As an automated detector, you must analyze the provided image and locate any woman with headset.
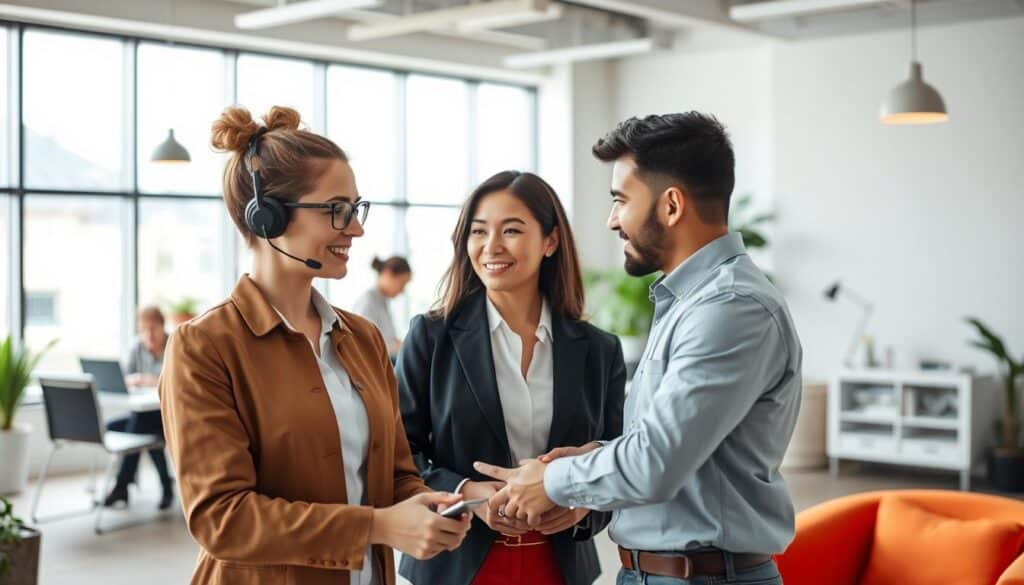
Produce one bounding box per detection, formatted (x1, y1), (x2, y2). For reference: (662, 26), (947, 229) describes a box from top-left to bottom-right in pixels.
(159, 105), (470, 585)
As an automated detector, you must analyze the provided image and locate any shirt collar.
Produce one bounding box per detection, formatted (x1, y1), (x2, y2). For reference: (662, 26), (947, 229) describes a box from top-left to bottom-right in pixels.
(485, 295), (553, 344)
(270, 286), (342, 338)
(650, 232), (747, 302)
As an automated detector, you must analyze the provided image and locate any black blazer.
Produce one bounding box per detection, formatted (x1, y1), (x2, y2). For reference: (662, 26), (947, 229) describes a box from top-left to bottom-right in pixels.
(396, 291), (626, 585)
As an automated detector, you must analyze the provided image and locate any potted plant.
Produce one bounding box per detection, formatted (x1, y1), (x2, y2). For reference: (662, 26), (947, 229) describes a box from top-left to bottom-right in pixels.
(0, 336), (55, 496)
(0, 497), (40, 585)
(965, 317), (1024, 491)
(729, 193), (776, 253)
(168, 296), (198, 327)
(583, 269), (659, 364)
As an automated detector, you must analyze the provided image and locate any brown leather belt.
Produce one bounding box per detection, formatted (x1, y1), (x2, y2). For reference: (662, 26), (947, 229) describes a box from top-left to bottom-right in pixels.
(618, 546), (773, 579)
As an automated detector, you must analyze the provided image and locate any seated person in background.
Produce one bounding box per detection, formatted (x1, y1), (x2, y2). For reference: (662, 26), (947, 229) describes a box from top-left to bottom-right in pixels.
(352, 255), (412, 357)
(104, 305), (174, 510)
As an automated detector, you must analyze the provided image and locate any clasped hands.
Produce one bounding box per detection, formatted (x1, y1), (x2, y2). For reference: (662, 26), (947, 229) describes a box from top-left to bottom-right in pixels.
(467, 442), (601, 536)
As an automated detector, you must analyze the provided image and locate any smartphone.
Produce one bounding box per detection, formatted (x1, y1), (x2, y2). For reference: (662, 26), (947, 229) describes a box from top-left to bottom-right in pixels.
(439, 498), (489, 518)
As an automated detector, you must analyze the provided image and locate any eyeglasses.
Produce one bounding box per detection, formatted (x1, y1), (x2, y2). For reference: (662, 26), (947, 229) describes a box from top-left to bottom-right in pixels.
(283, 199), (371, 230)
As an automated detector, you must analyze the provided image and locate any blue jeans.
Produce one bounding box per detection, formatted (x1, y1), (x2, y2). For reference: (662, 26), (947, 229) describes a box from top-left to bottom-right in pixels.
(616, 555), (782, 585)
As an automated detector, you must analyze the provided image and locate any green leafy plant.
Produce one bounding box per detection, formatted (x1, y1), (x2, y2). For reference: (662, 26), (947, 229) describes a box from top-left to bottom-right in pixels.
(729, 193), (776, 250)
(0, 335), (56, 431)
(0, 496), (27, 576)
(168, 296), (197, 316)
(965, 317), (1023, 452)
(583, 269), (660, 337)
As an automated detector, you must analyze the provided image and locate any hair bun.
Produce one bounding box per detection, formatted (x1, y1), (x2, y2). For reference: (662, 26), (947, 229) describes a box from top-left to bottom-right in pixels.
(211, 106), (261, 153)
(263, 106), (302, 132)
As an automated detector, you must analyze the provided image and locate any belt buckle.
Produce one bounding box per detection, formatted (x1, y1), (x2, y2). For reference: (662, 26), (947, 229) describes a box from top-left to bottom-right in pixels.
(501, 534), (523, 547)
(678, 555), (693, 579)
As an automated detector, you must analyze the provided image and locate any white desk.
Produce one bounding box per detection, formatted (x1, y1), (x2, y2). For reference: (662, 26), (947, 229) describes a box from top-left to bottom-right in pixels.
(23, 385), (160, 413)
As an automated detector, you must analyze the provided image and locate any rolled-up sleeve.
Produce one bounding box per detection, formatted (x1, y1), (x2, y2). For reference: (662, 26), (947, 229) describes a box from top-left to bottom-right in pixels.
(545, 292), (787, 510)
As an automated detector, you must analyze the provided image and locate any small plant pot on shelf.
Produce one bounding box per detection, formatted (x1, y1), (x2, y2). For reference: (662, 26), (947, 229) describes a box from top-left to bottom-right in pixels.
(989, 448), (1024, 492)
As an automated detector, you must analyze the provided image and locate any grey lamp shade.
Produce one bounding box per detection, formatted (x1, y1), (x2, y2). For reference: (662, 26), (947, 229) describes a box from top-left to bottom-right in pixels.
(880, 61), (948, 125)
(150, 128), (191, 163)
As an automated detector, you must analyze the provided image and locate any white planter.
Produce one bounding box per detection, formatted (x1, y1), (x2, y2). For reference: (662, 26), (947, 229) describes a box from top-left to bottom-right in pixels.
(618, 336), (647, 365)
(0, 423), (33, 495)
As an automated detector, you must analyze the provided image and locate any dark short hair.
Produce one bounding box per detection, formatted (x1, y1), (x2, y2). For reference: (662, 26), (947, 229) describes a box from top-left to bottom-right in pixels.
(592, 112), (735, 224)
(371, 255), (411, 275)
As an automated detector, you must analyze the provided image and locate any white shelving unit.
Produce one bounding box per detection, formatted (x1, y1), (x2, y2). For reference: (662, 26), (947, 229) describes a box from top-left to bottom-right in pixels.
(828, 369), (998, 490)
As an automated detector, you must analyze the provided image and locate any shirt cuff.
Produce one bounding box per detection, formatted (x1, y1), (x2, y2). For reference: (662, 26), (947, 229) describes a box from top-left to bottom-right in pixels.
(454, 478), (471, 495)
(544, 458), (580, 508)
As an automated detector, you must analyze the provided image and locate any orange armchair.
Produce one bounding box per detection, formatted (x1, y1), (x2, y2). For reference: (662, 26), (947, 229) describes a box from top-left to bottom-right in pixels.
(774, 490), (1024, 585)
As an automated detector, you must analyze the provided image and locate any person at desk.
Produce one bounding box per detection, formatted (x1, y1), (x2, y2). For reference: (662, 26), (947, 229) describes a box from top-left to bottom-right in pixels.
(352, 256), (411, 358)
(476, 114), (803, 585)
(160, 105), (470, 585)
(397, 171), (625, 585)
(103, 305), (174, 510)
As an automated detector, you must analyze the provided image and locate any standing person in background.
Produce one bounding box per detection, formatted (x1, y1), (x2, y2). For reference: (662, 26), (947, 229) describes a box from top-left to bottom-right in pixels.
(104, 305), (175, 510)
(353, 256), (412, 358)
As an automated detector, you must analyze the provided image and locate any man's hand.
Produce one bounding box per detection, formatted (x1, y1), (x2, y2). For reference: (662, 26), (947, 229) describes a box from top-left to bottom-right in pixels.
(537, 441), (602, 463)
(534, 506), (589, 535)
(473, 459), (556, 528)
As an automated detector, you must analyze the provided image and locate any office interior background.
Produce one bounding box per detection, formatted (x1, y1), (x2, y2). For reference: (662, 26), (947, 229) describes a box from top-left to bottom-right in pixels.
(0, 0), (1023, 584)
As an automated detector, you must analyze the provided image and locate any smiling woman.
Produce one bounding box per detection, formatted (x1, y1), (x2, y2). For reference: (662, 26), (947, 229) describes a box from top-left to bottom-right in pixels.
(156, 105), (472, 585)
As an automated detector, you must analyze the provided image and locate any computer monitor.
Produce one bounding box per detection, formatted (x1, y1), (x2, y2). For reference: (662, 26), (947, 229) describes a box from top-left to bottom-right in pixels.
(79, 358), (129, 394)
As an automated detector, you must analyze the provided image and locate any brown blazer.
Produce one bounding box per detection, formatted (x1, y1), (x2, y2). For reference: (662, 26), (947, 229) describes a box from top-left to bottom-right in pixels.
(160, 276), (428, 585)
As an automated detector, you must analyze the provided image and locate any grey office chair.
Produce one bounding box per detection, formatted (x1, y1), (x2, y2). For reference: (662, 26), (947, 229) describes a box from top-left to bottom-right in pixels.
(31, 376), (165, 534)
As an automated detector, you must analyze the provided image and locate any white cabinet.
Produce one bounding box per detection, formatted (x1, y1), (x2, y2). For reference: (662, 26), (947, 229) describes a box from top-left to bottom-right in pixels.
(827, 369), (998, 490)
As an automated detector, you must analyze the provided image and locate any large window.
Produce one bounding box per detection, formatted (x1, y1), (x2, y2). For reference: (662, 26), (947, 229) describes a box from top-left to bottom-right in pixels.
(476, 84), (534, 180)
(23, 196), (127, 372)
(2, 25), (536, 368)
(138, 199), (230, 313)
(406, 75), (470, 205)
(23, 30), (129, 191)
(237, 54), (317, 128)
(137, 43), (228, 195)
(327, 66), (399, 203)
(0, 196), (9, 337)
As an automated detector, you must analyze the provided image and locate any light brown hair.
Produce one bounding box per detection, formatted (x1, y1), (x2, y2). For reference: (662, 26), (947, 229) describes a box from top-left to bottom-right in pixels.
(210, 105), (348, 246)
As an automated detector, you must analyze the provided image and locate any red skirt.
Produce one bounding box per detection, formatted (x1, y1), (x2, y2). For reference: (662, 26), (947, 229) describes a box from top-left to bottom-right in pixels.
(471, 531), (564, 585)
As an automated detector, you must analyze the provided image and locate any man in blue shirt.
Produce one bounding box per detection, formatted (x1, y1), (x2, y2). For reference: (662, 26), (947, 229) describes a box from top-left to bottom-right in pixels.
(476, 113), (802, 585)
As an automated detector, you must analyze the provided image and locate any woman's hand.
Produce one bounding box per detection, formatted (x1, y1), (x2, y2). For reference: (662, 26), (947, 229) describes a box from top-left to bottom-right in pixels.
(461, 481), (528, 536)
(370, 492), (472, 560)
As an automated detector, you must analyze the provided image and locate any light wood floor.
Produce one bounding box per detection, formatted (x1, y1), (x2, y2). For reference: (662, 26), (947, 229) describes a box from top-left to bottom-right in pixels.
(6, 462), (1022, 585)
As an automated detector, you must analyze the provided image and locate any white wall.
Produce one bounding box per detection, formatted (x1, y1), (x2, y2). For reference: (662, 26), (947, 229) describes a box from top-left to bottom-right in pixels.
(598, 15), (1024, 381)
(772, 16), (1024, 381)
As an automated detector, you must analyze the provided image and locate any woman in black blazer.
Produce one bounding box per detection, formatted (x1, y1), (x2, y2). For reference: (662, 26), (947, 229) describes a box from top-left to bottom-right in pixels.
(397, 171), (626, 585)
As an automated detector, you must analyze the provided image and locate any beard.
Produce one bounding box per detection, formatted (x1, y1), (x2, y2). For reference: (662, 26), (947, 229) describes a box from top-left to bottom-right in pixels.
(621, 204), (666, 276)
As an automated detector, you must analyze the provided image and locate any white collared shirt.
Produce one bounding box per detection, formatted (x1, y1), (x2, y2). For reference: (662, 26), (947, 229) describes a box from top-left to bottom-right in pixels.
(485, 296), (554, 463)
(272, 289), (375, 585)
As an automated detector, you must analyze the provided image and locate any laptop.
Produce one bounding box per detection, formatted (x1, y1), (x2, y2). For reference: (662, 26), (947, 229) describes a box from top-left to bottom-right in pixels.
(79, 358), (130, 394)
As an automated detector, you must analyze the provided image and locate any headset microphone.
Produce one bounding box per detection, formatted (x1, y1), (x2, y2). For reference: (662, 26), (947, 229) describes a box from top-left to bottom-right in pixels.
(262, 228), (323, 270)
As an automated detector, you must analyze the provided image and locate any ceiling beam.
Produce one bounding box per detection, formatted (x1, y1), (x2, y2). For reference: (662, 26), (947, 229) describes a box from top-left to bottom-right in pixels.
(348, 0), (556, 42)
(730, 0), (911, 23)
(234, 0), (383, 30)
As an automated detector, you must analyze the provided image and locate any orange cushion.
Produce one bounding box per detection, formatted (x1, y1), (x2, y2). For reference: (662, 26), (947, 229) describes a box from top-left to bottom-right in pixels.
(862, 495), (1024, 585)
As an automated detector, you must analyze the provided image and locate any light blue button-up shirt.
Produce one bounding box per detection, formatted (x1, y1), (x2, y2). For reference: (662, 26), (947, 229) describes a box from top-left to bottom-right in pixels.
(544, 232), (802, 554)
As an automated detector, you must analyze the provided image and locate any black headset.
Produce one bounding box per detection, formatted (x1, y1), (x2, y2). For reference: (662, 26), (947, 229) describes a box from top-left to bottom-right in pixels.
(243, 127), (290, 240)
(243, 127), (322, 269)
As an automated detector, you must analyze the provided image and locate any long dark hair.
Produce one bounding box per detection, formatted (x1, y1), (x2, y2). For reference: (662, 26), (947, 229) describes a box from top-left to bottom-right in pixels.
(431, 171), (584, 321)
